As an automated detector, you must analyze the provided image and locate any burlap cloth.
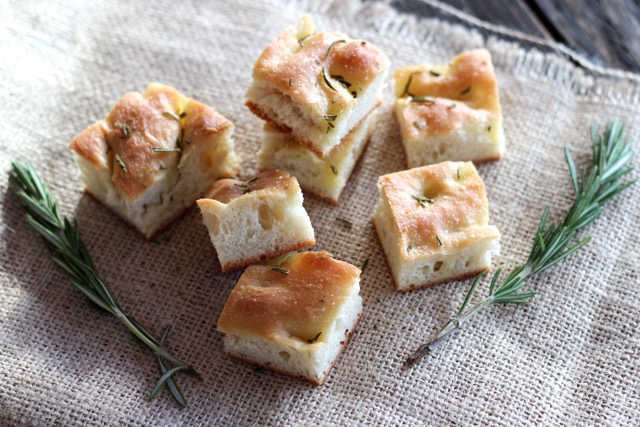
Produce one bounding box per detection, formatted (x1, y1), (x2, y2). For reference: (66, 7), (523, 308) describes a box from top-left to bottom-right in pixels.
(1, 0), (639, 425)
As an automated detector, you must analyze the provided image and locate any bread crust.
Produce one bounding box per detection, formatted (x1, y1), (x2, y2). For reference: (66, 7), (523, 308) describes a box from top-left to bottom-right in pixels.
(218, 252), (361, 336)
(218, 238), (316, 272)
(204, 170), (295, 204)
(245, 15), (389, 157)
(249, 23), (388, 117)
(393, 49), (500, 111)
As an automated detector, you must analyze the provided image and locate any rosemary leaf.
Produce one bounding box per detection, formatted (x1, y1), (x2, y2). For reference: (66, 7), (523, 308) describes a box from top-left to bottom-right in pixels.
(412, 194), (434, 207)
(332, 75), (352, 88)
(298, 32), (315, 46)
(163, 111), (181, 122)
(404, 120), (635, 368)
(410, 96), (435, 104)
(157, 325), (188, 408)
(10, 161), (197, 407)
(271, 267), (289, 275)
(336, 217), (353, 229)
(401, 71), (424, 97)
(148, 365), (191, 402)
(153, 147), (182, 153)
(114, 153), (127, 174)
(326, 39), (346, 58)
(307, 332), (322, 343)
(362, 257), (369, 272)
(322, 68), (337, 92)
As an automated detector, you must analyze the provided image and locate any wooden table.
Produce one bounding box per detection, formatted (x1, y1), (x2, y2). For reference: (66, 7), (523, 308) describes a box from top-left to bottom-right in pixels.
(394, 0), (640, 72)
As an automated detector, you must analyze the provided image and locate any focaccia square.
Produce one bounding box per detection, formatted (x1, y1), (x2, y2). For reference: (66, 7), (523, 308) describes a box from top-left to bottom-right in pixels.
(245, 15), (390, 158)
(373, 161), (500, 292)
(69, 83), (239, 239)
(258, 107), (378, 205)
(217, 251), (363, 385)
(197, 170), (315, 272)
(393, 49), (505, 168)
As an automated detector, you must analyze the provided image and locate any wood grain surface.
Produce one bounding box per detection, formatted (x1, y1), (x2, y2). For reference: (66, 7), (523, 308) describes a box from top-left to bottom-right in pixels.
(392, 0), (640, 72)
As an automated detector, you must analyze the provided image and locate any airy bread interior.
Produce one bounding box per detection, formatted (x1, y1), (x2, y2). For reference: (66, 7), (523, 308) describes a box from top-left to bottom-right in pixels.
(223, 283), (362, 385)
(197, 174), (315, 271)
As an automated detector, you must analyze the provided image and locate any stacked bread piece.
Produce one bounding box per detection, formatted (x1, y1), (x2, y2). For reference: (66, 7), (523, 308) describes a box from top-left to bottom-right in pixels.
(200, 15), (381, 384)
(247, 15), (390, 204)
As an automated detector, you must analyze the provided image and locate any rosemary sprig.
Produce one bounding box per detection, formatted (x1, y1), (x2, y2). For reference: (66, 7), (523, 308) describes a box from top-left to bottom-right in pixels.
(9, 161), (198, 407)
(405, 121), (635, 367)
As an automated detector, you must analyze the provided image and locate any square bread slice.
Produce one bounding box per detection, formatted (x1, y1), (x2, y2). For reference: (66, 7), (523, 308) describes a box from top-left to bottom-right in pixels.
(217, 251), (363, 385)
(196, 170), (315, 272)
(245, 14), (390, 158)
(393, 49), (505, 168)
(69, 82), (239, 239)
(258, 107), (378, 205)
(373, 161), (500, 292)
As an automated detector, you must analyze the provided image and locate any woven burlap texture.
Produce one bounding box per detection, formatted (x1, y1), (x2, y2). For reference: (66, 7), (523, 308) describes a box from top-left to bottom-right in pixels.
(1, 0), (639, 425)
